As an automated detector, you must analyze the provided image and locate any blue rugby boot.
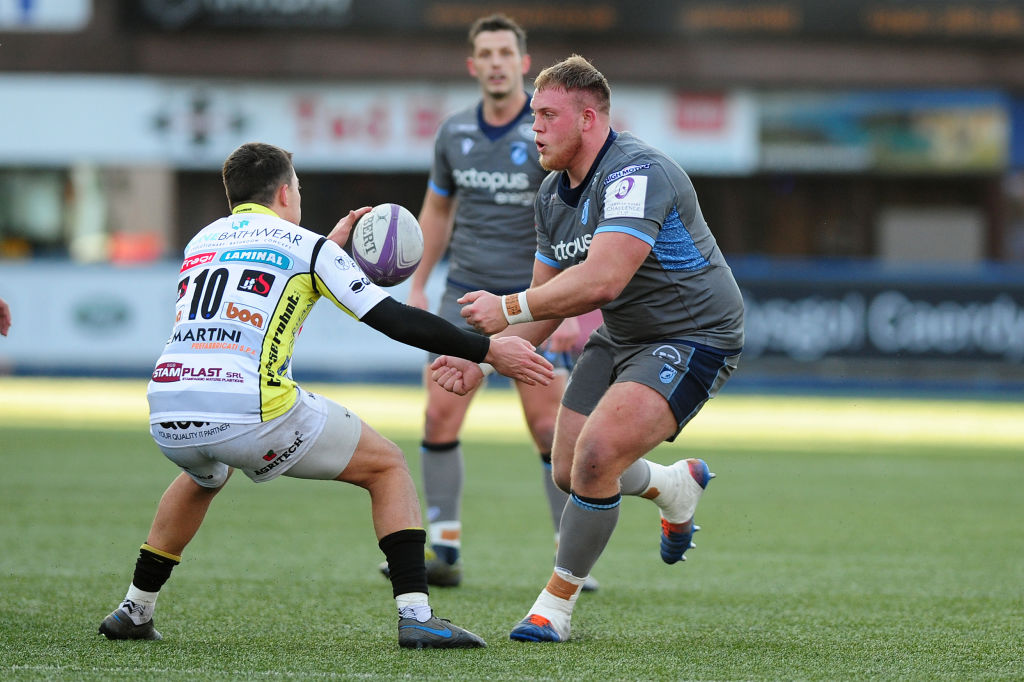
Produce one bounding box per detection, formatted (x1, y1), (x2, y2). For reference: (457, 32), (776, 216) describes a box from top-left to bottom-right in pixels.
(654, 458), (715, 564)
(509, 614), (567, 643)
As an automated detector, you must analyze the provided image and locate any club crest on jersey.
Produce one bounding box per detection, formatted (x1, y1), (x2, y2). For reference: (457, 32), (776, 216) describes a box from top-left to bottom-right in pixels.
(581, 198), (590, 225)
(220, 249), (293, 270)
(461, 138), (474, 155)
(509, 140), (528, 166)
(659, 364), (678, 384)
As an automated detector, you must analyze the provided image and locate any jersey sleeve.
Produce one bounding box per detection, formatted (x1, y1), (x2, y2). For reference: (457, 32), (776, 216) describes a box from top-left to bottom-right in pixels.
(311, 238), (390, 318)
(427, 121), (455, 197)
(534, 188), (560, 269)
(595, 162), (675, 246)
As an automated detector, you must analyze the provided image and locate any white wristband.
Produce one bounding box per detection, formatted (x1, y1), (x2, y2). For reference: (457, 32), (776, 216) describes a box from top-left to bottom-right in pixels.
(478, 363), (496, 377)
(501, 291), (534, 325)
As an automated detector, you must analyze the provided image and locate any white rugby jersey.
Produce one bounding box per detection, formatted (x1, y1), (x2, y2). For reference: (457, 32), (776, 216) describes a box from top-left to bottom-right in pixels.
(147, 204), (388, 423)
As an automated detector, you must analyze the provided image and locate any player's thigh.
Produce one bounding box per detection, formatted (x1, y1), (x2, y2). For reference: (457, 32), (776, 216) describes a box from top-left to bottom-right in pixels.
(616, 341), (740, 442)
(422, 284), (483, 438)
(550, 404), (586, 491)
(514, 370), (567, 448)
(576, 382), (678, 480)
(283, 397), (363, 481)
(422, 365), (477, 440)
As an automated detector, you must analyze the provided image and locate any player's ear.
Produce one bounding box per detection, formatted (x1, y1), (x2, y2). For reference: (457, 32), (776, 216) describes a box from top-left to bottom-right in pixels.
(277, 182), (290, 207)
(466, 55), (477, 77)
(521, 53), (531, 75)
(580, 106), (597, 131)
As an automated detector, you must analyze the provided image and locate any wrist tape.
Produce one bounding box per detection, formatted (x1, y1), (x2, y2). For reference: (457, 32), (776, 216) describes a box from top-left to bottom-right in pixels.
(501, 291), (534, 325)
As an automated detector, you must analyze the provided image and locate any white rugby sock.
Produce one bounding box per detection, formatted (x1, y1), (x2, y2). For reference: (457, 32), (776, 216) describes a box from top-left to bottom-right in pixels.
(526, 568), (584, 639)
(396, 592), (432, 622)
(121, 585), (159, 625)
(428, 520), (461, 564)
(643, 459), (670, 498)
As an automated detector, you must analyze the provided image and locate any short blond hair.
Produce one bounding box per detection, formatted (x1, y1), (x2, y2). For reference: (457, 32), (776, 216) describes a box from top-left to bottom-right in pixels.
(534, 54), (610, 115)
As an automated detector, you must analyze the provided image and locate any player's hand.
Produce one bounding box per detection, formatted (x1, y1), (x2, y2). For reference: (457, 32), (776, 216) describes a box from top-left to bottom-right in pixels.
(430, 356), (484, 396)
(407, 286), (429, 311)
(327, 206), (372, 248)
(458, 290), (507, 334)
(0, 297), (10, 336)
(484, 336), (554, 386)
(541, 316), (579, 353)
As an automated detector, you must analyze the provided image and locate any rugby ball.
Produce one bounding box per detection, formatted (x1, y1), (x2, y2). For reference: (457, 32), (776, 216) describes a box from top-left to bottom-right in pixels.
(351, 203), (423, 287)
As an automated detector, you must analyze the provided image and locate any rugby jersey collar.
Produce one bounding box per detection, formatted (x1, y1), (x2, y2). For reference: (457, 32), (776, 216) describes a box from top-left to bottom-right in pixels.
(557, 129), (618, 208)
(231, 203), (279, 217)
(477, 92), (532, 142)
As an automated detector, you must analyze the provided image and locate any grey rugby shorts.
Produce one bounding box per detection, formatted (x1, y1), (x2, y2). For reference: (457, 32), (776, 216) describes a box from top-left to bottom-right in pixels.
(561, 326), (741, 442)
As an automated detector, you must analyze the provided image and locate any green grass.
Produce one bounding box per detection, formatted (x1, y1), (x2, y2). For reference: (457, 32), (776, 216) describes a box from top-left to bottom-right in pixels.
(1, 378), (1022, 680)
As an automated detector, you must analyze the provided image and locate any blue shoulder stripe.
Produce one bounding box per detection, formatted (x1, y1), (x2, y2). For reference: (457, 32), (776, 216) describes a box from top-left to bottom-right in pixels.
(595, 225), (656, 247)
(536, 251), (561, 269)
(428, 180), (451, 197)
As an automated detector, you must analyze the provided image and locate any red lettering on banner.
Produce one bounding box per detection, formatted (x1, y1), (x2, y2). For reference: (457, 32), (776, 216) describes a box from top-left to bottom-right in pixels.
(674, 93), (726, 132)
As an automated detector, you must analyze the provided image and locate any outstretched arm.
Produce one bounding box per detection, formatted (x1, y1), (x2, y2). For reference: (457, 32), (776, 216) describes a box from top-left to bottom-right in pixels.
(460, 231), (650, 335)
(360, 297), (553, 386)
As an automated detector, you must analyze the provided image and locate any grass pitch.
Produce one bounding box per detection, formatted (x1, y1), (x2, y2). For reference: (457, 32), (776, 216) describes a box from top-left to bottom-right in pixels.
(1, 377), (1022, 680)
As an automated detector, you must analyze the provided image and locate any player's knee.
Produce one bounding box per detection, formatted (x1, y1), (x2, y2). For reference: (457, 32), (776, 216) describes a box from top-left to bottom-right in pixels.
(341, 436), (409, 487)
(526, 415), (556, 451)
(377, 438), (408, 473)
(571, 439), (620, 489)
(423, 403), (465, 439)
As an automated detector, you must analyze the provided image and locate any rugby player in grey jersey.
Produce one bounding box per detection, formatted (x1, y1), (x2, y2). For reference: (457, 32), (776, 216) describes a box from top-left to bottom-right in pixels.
(397, 14), (598, 591)
(432, 55), (745, 642)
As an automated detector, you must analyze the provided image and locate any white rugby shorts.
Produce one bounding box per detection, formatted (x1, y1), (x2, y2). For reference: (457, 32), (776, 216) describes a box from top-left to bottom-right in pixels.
(150, 388), (362, 487)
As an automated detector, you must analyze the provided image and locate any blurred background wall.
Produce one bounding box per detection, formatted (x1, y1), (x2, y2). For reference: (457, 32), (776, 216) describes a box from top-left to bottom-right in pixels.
(2, 0), (1023, 394)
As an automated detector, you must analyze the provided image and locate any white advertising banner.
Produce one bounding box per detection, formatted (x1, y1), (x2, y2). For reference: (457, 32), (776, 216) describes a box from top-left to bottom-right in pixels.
(0, 262), (444, 377)
(0, 74), (757, 173)
(0, 0), (90, 31)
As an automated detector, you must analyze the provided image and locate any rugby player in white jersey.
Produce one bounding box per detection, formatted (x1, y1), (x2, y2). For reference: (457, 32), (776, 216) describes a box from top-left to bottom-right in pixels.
(96, 142), (554, 649)
(433, 56), (745, 642)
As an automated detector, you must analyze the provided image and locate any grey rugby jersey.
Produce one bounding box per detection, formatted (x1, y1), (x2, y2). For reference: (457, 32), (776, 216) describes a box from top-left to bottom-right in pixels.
(534, 131), (744, 350)
(429, 96), (549, 293)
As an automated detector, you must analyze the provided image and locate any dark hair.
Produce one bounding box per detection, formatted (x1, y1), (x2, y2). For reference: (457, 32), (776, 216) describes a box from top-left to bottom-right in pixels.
(534, 54), (611, 115)
(222, 142), (294, 208)
(468, 13), (527, 55)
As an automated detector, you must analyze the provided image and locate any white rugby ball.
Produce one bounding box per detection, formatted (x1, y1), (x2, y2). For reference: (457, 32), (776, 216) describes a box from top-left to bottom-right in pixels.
(351, 203), (423, 287)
